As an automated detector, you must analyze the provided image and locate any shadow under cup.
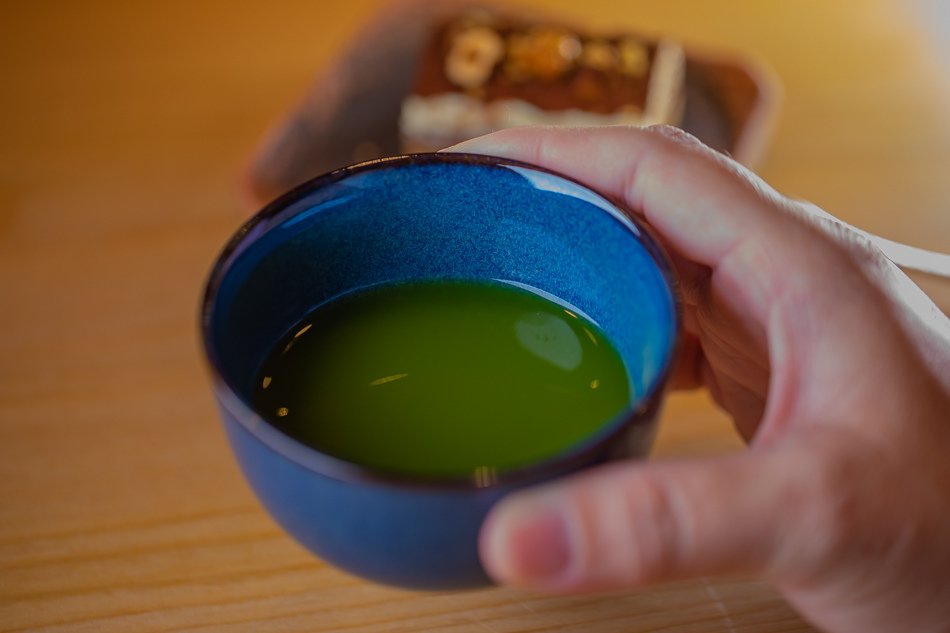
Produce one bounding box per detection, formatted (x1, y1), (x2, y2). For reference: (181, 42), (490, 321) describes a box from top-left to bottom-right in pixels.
(202, 153), (679, 589)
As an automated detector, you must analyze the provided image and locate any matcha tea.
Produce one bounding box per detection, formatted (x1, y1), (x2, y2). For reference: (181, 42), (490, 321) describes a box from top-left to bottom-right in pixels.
(253, 281), (630, 477)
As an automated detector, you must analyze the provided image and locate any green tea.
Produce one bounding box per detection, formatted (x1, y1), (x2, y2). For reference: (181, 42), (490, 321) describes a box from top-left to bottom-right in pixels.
(253, 281), (630, 478)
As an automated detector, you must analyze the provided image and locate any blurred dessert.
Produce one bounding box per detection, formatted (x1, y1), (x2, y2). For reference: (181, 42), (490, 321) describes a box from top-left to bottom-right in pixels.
(242, 1), (778, 208)
(400, 10), (686, 150)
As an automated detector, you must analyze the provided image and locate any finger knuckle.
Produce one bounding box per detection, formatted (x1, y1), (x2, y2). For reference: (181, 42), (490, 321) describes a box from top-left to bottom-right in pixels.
(619, 473), (687, 581)
(802, 212), (891, 275)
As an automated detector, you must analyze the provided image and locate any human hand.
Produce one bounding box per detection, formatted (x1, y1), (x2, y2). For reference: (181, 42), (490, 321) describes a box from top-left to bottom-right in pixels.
(448, 126), (950, 633)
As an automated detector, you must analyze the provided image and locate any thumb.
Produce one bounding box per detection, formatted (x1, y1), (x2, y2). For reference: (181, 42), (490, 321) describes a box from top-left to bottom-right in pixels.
(480, 447), (824, 591)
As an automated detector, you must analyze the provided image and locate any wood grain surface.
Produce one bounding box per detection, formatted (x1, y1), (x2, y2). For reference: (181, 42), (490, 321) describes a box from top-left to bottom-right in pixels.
(2, 1), (948, 631)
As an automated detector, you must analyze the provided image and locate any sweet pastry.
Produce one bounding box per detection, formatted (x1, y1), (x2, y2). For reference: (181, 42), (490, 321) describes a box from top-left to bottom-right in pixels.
(400, 10), (686, 150)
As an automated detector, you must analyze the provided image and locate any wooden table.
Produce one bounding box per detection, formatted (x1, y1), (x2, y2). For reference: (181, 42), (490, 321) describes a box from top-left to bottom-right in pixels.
(2, 1), (948, 631)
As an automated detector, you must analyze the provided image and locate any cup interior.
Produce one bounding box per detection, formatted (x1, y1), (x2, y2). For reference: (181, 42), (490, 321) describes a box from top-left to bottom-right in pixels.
(206, 154), (678, 452)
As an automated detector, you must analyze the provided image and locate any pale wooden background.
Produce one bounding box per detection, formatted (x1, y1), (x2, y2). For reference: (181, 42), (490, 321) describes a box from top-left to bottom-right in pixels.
(2, 1), (949, 631)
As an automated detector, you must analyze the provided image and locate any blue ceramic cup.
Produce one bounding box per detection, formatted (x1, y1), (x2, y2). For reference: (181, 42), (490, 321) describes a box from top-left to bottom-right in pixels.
(201, 153), (680, 590)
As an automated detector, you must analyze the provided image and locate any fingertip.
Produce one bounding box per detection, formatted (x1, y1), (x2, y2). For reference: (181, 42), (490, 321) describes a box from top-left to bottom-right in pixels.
(439, 126), (542, 157)
(439, 128), (517, 153)
(438, 141), (471, 154)
(479, 495), (573, 588)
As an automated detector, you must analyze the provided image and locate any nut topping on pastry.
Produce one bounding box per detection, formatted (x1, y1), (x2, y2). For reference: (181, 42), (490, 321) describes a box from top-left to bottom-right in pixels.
(445, 26), (504, 89)
(504, 27), (581, 81)
(580, 39), (619, 71)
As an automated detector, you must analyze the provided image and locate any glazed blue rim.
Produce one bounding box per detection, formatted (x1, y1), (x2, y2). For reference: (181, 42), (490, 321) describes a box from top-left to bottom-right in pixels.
(200, 152), (682, 490)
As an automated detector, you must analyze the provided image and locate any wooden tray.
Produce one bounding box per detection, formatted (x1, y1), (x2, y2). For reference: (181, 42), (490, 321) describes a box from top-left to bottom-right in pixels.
(243, 3), (781, 207)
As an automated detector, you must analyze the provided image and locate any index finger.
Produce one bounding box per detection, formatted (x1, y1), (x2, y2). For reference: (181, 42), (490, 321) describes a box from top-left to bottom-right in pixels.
(445, 124), (793, 273)
(445, 124), (850, 343)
